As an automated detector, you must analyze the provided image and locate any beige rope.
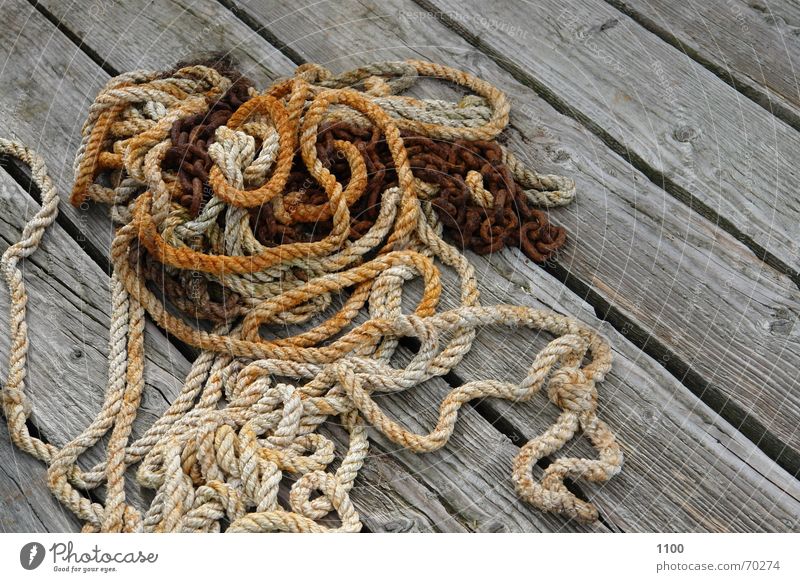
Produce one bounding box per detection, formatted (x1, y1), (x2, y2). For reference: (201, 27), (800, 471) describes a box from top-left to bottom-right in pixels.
(0, 59), (622, 532)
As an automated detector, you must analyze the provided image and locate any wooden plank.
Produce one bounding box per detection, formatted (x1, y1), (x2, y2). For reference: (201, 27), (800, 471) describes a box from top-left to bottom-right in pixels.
(450, 255), (800, 532)
(419, 0), (800, 279)
(366, 248), (800, 532)
(0, 421), (83, 533)
(0, 0), (587, 532)
(355, 354), (605, 532)
(2, 0), (290, 261)
(39, 0), (290, 87)
(221, 0), (800, 468)
(609, 0), (800, 129)
(217, 0), (800, 530)
(322, 424), (469, 532)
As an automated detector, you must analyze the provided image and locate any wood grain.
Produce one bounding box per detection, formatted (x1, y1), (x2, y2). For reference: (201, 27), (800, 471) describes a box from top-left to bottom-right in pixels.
(420, 0), (800, 280)
(0, 421), (82, 533)
(447, 253), (800, 532)
(608, 0), (800, 129)
(3, 0), (797, 532)
(238, 0), (800, 465)
(391, 0), (800, 461)
(0, 167), (194, 517)
(0, 165), (472, 532)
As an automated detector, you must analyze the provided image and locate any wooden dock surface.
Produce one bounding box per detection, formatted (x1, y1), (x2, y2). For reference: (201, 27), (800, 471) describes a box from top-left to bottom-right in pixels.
(0, 0), (798, 532)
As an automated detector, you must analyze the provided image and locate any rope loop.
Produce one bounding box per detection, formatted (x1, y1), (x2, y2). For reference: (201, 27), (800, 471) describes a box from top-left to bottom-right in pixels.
(0, 58), (623, 531)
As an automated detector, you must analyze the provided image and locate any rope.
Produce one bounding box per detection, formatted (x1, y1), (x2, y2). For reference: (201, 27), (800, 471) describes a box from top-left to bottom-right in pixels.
(0, 58), (622, 532)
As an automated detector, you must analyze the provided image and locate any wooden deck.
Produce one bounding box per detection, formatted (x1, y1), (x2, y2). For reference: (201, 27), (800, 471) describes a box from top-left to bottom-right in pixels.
(0, 0), (798, 532)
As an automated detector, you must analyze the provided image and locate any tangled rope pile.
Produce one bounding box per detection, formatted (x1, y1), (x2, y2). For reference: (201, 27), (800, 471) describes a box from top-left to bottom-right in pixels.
(1, 57), (622, 532)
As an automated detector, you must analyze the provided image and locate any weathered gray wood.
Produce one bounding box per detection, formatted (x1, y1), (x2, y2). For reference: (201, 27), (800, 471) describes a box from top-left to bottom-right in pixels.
(1, 0), (290, 262)
(317, 424), (469, 532)
(1, 0), (589, 533)
(449, 254), (800, 532)
(219, 0), (800, 530)
(0, 421), (83, 532)
(359, 352), (604, 532)
(609, 0), (800, 129)
(370, 244), (800, 531)
(420, 0), (800, 279)
(42, 0), (290, 87)
(322, 424), (469, 532)
(224, 0), (800, 467)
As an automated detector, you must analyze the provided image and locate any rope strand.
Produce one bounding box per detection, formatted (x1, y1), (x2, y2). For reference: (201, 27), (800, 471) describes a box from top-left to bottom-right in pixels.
(0, 58), (622, 532)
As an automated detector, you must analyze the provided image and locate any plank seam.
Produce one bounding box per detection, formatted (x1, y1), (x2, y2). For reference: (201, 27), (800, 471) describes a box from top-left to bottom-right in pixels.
(6, 9), (541, 531)
(398, 336), (622, 530)
(14, 0), (797, 530)
(0, 460), (50, 532)
(602, 0), (800, 134)
(217, 0), (309, 65)
(542, 258), (800, 478)
(28, 0), (117, 76)
(0, 153), (201, 366)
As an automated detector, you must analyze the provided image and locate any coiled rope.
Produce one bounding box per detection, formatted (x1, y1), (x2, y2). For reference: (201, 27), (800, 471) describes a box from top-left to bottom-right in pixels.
(1, 58), (622, 532)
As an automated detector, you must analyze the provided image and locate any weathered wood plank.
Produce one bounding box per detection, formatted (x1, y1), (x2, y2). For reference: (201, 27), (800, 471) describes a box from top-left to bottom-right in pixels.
(359, 352), (605, 532)
(609, 0), (800, 129)
(451, 254), (800, 532)
(217, 0), (800, 530)
(321, 423), (469, 532)
(222, 0), (800, 468)
(41, 0), (290, 87)
(371, 242), (800, 532)
(420, 0), (800, 279)
(0, 421), (83, 533)
(1, 0), (290, 262)
(1, 0), (587, 532)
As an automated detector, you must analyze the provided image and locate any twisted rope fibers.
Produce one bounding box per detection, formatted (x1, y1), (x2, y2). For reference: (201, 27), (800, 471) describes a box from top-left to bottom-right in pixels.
(0, 58), (623, 532)
(155, 118), (570, 324)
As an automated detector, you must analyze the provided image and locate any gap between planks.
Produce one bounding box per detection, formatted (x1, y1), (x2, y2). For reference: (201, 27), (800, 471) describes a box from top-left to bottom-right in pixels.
(394, 0), (800, 473)
(0, 167), (479, 533)
(126, 0), (800, 529)
(603, 0), (800, 134)
(409, 0), (800, 289)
